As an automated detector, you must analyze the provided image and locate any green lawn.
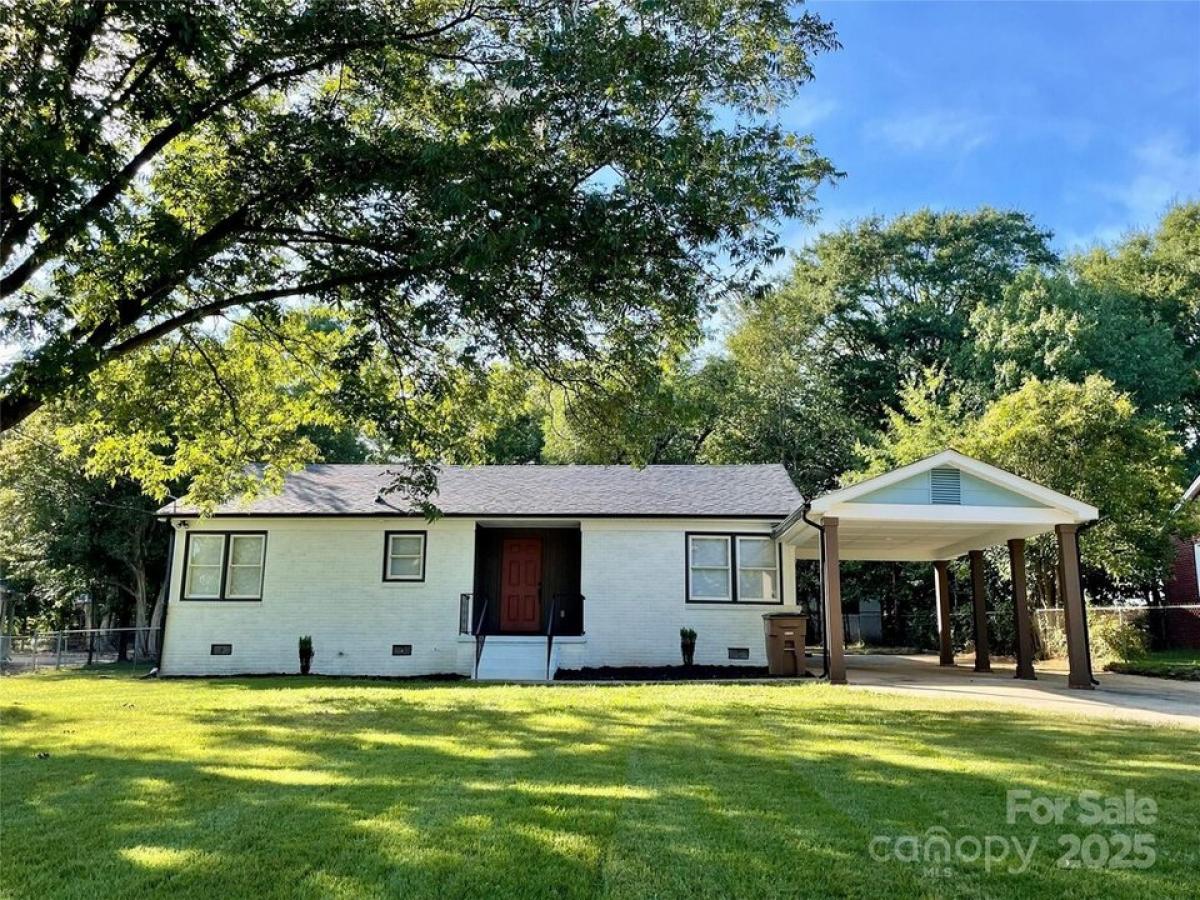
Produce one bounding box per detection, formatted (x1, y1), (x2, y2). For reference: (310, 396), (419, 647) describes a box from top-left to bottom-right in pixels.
(1107, 650), (1200, 681)
(2, 674), (1197, 899)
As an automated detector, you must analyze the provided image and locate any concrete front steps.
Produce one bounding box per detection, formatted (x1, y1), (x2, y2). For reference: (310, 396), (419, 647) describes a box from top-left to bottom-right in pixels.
(474, 635), (556, 682)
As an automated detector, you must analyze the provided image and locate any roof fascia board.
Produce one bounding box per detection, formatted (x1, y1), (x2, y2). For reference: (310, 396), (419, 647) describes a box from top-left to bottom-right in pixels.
(820, 502), (1075, 527)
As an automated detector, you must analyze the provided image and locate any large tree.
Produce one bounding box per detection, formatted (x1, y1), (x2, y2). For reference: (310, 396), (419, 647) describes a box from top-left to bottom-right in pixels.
(750, 208), (1057, 424)
(0, 413), (166, 644)
(0, 0), (839, 461)
(1070, 202), (1200, 466)
(969, 269), (1190, 435)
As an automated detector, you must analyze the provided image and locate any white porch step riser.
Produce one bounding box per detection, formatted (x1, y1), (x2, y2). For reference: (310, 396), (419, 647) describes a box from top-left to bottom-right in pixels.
(475, 639), (557, 682)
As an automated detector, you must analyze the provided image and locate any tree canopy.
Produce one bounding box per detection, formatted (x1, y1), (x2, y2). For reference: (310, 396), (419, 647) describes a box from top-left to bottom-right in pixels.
(1, 0), (839, 453)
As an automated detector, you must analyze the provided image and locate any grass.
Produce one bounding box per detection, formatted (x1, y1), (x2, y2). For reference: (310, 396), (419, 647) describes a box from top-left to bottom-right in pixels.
(1107, 649), (1200, 681)
(2, 673), (1198, 899)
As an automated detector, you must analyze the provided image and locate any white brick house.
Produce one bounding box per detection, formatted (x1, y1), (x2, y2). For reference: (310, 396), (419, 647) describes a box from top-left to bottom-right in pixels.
(158, 453), (1100, 685)
(158, 465), (805, 679)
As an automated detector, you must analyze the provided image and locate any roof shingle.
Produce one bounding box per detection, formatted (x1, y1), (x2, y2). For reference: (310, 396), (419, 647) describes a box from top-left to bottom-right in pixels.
(161, 464), (802, 519)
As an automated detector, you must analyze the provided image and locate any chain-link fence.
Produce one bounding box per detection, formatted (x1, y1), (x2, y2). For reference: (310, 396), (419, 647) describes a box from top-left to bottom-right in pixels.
(804, 602), (1200, 657)
(1035, 604), (1200, 656)
(0, 627), (161, 675)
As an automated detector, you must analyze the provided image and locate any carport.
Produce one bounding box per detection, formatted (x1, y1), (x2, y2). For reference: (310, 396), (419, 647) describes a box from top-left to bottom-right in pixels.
(775, 450), (1100, 689)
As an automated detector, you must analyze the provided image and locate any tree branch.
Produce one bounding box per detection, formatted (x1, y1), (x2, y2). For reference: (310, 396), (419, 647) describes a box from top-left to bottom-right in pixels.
(0, 265), (409, 433)
(0, 6), (485, 281)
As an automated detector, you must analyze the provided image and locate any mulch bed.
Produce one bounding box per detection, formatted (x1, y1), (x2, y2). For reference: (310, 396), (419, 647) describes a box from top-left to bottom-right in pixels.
(555, 664), (812, 682)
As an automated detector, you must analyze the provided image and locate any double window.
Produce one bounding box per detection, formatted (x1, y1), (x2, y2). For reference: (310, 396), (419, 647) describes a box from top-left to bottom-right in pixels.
(686, 534), (779, 604)
(183, 532), (266, 601)
(383, 531), (427, 582)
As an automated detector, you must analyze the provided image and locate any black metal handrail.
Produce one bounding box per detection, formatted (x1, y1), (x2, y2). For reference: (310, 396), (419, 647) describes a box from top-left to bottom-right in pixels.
(545, 593), (560, 680)
(458, 593), (472, 635)
(472, 593), (490, 676)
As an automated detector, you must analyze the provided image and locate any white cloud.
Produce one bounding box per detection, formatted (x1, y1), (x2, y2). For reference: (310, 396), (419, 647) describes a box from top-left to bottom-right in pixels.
(1063, 132), (1200, 251)
(1106, 132), (1200, 227)
(788, 97), (839, 130)
(866, 110), (994, 154)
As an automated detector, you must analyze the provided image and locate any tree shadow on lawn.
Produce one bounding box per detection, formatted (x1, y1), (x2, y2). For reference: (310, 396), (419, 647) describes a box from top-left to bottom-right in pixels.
(3, 681), (1198, 899)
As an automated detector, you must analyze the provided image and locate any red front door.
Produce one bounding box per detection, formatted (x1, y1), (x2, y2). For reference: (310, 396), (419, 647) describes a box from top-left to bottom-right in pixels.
(500, 537), (542, 632)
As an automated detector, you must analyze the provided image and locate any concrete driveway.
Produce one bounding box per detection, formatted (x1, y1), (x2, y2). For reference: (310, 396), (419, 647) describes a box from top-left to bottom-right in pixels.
(841, 653), (1200, 728)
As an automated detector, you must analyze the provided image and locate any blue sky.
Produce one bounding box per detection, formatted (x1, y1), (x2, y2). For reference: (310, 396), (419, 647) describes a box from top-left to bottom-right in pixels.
(782, 0), (1200, 252)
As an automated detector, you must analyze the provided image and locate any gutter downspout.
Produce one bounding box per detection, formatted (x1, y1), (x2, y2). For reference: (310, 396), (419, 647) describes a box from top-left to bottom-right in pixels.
(799, 501), (828, 680)
(152, 522), (177, 676)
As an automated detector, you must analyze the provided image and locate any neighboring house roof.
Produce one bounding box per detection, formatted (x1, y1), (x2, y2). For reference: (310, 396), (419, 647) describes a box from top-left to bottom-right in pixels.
(1184, 472), (1200, 504)
(160, 464), (803, 519)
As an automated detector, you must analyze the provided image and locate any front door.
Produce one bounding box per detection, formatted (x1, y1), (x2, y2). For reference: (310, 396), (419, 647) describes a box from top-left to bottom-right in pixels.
(500, 537), (542, 632)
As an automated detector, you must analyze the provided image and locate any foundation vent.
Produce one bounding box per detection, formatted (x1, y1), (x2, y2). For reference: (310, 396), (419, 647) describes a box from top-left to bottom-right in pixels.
(930, 468), (962, 505)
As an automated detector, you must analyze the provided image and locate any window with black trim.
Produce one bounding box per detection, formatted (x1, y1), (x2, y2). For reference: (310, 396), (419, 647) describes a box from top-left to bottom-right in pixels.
(184, 532), (266, 601)
(687, 532), (780, 604)
(383, 531), (427, 582)
(736, 536), (777, 602)
(688, 535), (732, 601)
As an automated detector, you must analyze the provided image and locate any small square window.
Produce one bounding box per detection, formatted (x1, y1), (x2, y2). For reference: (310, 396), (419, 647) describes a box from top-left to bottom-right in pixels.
(384, 532), (426, 582)
(210, 643), (233, 656)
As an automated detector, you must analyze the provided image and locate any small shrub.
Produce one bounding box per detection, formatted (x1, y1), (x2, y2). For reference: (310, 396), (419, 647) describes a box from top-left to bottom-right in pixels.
(1089, 614), (1149, 663)
(679, 628), (697, 666)
(1034, 609), (1150, 663)
(298, 635), (314, 674)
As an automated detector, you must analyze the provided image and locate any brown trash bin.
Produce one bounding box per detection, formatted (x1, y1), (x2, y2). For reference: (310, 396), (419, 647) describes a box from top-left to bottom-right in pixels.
(762, 613), (808, 676)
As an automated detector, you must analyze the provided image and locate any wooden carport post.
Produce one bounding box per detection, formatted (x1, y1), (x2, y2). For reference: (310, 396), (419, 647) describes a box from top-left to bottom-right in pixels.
(823, 516), (847, 685)
(1056, 524), (1094, 690)
(934, 561), (954, 666)
(969, 550), (991, 672)
(1008, 539), (1036, 679)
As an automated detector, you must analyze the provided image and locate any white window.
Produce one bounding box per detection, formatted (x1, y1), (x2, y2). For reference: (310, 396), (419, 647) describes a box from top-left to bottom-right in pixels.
(688, 535), (732, 601)
(184, 532), (266, 600)
(385, 532), (426, 582)
(185, 534), (225, 599)
(737, 537), (777, 601)
(225, 534), (266, 599)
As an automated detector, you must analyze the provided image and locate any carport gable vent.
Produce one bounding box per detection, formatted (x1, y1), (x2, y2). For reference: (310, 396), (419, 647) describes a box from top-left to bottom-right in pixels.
(930, 468), (962, 505)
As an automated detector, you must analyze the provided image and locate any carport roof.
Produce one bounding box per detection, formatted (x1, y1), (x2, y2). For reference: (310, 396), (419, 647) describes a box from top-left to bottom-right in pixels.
(775, 450), (1099, 562)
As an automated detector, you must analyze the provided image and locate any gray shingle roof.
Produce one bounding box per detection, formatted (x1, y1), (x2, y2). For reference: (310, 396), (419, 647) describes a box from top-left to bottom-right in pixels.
(161, 464), (802, 519)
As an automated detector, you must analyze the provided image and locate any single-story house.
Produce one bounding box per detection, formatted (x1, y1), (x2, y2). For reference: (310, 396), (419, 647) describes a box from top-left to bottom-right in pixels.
(157, 451), (1100, 686)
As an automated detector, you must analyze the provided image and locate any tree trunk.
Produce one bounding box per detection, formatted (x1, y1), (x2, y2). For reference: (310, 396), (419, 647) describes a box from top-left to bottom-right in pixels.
(1148, 580), (1167, 649)
(147, 577), (166, 657)
(133, 565), (149, 657)
(86, 591), (96, 665)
